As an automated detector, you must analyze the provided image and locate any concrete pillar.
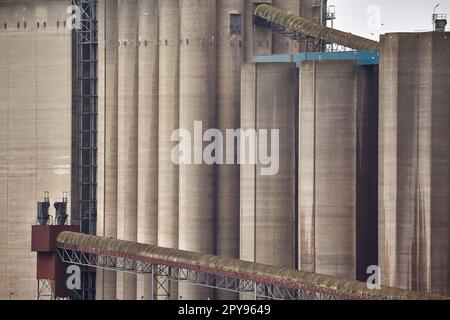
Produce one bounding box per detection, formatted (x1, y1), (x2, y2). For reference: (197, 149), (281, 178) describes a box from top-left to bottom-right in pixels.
(240, 64), (257, 269)
(379, 32), (450, 296)
(179, 0), (217, 300)
(298, 60), (378, 280)
(96, 0), (118, 300)
(158, 0), (179, 300)
(136, 0), (159, 300)
(116, 0), (138, 300)
(240, 63), (297, 269)
(216, 0), (245, 300)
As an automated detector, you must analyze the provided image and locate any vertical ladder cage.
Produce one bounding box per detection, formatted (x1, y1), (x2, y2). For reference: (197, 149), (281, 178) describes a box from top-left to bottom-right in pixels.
(73, 0), (98, 300)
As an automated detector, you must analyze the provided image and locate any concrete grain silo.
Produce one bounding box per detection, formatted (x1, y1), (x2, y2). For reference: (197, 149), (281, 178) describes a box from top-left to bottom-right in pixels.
(298, 60), (378, 280)
(272, 0), (300, 54)
(216, 0), (245, 300)
(300, 0), (327, 24)
(299, 0), (327, 51)
(2, 0), (449, 302)
(240, 63), (298, 269)
(244, 0), (272, 62)
(157, 0), (179, 300)
(96, 0), (119, 301)
(116, 0), (138, 300)
(379, 32), (450, 296)
(136, 0), (159, 300)
(178, 0), (217, 300)
(0, 0), (72, 299)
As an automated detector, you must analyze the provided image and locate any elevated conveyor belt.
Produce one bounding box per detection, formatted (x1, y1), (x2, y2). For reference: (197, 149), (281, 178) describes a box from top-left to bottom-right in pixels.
(56, 232), (447, 300)
(254, 4), (380, 51)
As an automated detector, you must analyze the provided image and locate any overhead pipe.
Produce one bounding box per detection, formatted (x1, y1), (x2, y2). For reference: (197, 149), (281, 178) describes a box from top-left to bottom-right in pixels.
(254, 4), (380, 51)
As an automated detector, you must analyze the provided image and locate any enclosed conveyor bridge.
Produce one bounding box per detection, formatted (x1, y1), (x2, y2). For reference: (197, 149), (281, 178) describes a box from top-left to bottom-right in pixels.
(254, 3), (380, 51)
(56, 232), (447, 300)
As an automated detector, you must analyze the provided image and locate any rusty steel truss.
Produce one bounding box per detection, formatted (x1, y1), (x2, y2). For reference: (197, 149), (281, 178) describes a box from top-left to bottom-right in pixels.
(58, 247), (346, 300)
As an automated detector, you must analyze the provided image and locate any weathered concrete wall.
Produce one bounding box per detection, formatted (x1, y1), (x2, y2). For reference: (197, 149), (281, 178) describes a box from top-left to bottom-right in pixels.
(0, 0), (72, 300)
(299, 60), (378, 280)
(379, 32), (450, 296)
(240, 63), (298, 269)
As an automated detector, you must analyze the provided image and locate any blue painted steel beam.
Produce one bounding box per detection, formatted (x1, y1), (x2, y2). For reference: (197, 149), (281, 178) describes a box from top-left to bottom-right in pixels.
(253, 50), (380, 65)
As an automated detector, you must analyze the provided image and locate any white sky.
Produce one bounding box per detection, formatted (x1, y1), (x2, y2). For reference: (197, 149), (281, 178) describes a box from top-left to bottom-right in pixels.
(327, 0), (450, 40)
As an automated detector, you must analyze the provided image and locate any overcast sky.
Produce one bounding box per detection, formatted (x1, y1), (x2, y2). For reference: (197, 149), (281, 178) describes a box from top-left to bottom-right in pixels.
(327, 0), (450, 40)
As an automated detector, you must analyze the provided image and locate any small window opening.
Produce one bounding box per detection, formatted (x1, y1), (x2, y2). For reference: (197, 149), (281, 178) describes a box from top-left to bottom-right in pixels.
(229, 13), (242, 35)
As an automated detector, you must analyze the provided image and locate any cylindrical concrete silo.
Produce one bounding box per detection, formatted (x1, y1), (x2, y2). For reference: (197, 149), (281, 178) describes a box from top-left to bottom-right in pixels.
(158, 0), (179, 300)
(96, 0), (119, 300)
(244, 0), (272, 62)
(136, 0), (159, 300)
(216, 0), (245, 300)
(298, 60), (378, 280)
(272, 0), (300, 54)
(116, 0), (138, 300)
(379, 32), (450, 296)
(299, 0), (327, 23)
(179, 0), (217, 300)
(0, 3), (7, 298)
(240, 63), (297, 269)
(299, 0), (328, 51)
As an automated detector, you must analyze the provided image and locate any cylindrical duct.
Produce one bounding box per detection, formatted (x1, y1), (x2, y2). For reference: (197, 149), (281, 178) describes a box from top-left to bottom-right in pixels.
(116, 0), (138, 300)
(136, 0), (159, 300)
(179, 0), (217, 300)
(158, 0), (180, 300)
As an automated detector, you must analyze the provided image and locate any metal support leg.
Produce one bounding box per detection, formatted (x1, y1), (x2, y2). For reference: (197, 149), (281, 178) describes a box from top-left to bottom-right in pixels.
(151, 265), (155, 300)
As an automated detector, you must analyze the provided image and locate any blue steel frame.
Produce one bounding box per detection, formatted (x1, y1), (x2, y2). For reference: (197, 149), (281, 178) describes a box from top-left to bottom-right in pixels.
(253, 50), (380, 65)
